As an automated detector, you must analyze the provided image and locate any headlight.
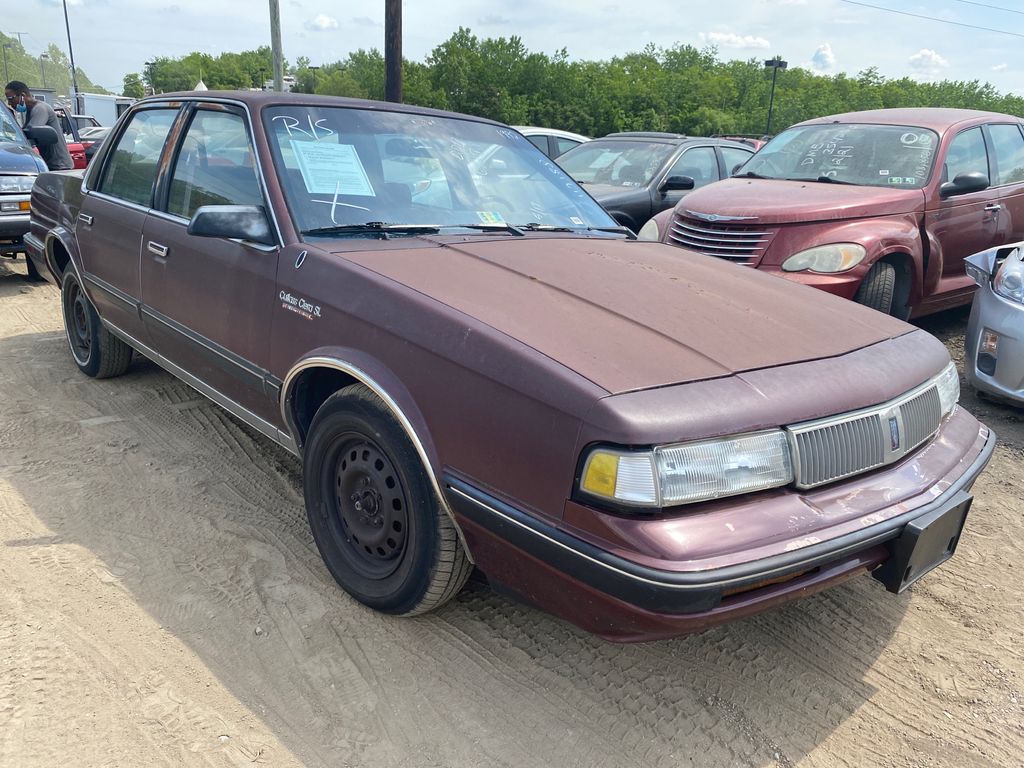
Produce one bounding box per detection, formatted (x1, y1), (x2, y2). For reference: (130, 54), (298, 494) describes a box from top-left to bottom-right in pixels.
(936, 361), (960, 417)
(781, 243), (866, 273)
(637, 218), (660, 241)
(0, 175), (36, 194)
(579, 429), (794, 509)
(993, 247), (1024, 304)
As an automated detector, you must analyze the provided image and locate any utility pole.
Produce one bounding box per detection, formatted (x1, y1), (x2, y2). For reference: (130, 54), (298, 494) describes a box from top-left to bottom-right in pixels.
(2, 44), (10, 85)
(39, 53), (49, 88)
(385, 0), (402, 102)
(764, 56), (787, 136)
(269, 0), (284, 91)
(309, 65), (320, 94)
(62, 0), (80, 109)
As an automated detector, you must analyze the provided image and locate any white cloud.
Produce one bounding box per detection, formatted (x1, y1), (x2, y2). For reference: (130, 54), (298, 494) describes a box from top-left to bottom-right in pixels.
(700, 32), (770, 49)
(992, 63), (1008, 72)
(908, 49), (949, 72)
(810, 43), (835, 72)
(305, 14), (339, 31)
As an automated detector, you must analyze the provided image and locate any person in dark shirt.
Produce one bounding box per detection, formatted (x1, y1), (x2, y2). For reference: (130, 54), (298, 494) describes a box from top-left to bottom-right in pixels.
(4, 81), (74, 171)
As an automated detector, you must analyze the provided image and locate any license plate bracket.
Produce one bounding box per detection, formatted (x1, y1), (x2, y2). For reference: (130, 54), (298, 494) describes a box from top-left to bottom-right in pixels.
(873, 490), (973, 594)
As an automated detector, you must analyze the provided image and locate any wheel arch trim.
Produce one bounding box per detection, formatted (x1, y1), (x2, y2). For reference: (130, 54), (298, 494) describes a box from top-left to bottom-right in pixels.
(280, 354), (474, 562)
(44, 227), (83, 286)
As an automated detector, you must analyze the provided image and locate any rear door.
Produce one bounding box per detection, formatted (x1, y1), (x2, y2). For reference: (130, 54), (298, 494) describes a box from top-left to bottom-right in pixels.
(139, 102), (280, 421)
(77, 106), (179, 338)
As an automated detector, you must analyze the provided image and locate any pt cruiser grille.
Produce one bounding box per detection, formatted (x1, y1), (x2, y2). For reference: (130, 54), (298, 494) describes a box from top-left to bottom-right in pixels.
(787, 382), (943, 489)
(668, 213), (777, 266)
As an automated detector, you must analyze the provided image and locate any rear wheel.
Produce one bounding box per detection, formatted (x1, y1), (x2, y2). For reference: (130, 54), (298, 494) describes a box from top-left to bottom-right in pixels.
(302, 384), (471, 615)
(854, 261), (897, 316)
(61, 271), (133, 379)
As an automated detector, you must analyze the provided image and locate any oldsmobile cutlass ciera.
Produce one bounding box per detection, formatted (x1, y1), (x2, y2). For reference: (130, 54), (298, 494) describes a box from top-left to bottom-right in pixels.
(27, 92), (994, 642)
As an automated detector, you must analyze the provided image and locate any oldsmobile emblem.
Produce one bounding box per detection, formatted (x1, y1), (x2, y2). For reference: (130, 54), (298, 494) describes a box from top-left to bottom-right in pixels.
(888, 416), (901, 451)
(685, 210), (759, 223)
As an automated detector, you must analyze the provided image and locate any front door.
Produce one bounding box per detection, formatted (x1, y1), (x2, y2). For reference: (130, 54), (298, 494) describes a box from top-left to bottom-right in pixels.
(139, 104), (280, 421)
(77, 107), (179, 337)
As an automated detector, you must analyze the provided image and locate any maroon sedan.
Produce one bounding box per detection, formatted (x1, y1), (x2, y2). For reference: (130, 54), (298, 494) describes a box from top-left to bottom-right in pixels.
(27, 92), (993, 642)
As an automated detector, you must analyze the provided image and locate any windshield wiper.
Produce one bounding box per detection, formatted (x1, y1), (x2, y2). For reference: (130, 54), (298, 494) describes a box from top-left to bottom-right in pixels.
(516, 223), (636, 240)
(787, 176), (860, 186)
(302, 222), (443, 237)
(439, 223), (525, 236)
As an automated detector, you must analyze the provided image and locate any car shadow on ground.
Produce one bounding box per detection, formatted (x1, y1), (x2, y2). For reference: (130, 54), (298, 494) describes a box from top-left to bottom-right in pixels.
(0, 322), (919, 768)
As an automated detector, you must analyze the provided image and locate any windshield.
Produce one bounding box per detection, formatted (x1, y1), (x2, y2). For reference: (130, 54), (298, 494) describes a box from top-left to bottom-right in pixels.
(262, 105), (616, 237)
(740, 123), (940, 188)
(0, 107), (25, 143)
(557, 141), (676, 187)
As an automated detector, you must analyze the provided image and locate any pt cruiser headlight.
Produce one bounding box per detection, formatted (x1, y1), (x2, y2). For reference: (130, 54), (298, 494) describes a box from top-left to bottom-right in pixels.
(637, 218), (660, 241)
(0, 175), (36, 194)
(781, 243), (865, 273)
(579, 430), (794, 508)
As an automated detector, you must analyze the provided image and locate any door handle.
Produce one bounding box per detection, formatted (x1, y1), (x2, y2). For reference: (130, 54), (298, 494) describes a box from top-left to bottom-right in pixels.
(984, 203), (1002, 212)
(147, 241), (169, 258)
(78, 213), (93, 225)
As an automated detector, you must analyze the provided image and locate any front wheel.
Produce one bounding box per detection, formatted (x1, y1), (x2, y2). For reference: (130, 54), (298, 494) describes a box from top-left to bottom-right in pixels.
(302, 384), (471, 616)
(854, 261), (897, 316)
(61, 271), (133, 378)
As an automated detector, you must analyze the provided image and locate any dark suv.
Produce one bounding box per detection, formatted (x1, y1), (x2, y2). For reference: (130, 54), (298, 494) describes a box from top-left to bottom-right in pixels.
(557, 132), (754, 231)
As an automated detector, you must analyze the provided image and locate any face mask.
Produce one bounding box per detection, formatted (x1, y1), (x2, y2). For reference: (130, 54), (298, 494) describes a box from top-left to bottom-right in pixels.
(14, 103), (27, 113)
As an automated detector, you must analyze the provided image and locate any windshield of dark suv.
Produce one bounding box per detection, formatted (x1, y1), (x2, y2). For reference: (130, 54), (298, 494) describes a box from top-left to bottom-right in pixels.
(263, 105), (617, 237)
(557, 140), (676, 187)
(740, 123), (940, 188)
(0, 107), (25, 143)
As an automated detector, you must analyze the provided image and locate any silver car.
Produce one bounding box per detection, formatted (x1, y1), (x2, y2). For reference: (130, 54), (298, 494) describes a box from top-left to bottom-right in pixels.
(964, 242), (1024, 405)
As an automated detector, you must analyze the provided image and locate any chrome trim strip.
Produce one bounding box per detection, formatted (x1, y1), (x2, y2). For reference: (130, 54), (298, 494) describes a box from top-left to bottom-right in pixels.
(280, 355), (472, 560)
(672, 222), (773, 237)
(684, 210), (759, 222)
(83, 273), (138, 310)
(102, 318), (298, 455)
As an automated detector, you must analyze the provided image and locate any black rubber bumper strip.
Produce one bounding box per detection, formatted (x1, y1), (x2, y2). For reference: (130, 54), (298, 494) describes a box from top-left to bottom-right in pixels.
(443, 427), (996, 615)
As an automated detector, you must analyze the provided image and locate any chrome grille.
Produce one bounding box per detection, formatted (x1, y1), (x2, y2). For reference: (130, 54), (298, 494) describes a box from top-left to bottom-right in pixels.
(668, 214), (776, 266)
(787, 381), (944, 489)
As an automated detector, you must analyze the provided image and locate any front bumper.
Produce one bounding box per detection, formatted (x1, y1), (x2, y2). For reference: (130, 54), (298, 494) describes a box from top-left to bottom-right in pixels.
(757, 265), (864, 299)
(446, 411), (994, 642)
(965, 284), (1024, 405)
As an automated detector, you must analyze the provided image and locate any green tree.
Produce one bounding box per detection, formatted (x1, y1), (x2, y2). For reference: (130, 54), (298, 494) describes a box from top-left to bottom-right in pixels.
(122, 73), (145, 99)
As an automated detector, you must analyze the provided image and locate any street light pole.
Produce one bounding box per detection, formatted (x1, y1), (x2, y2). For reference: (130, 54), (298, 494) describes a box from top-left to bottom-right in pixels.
(39, 53), (49, 88)
(2, 45), (10, 85)
(764, 56), (787, 136)
(144, 60), (156, 95)
(61, 0), (81, 110)
(385, 0), (402, 102)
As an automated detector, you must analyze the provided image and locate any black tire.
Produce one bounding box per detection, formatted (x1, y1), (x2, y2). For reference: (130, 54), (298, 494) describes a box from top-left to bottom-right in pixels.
(61, 271), (133, 379)
(303, 384), (472, 616)
(854, 261), (897, 315)
(24, 254), (45, 282)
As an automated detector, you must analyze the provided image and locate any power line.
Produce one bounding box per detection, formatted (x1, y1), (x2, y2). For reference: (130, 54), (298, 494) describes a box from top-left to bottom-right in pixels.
(837, 0), (1024, 38)
(951, 0), (1024, 16)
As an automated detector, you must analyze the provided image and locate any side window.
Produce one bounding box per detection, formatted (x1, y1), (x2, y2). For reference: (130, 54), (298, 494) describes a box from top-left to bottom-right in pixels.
(667, 146), (718, 189)
(554, 137), (580, 157)
(721, 147), (753, 176)
(988, 124), (1024, 186)
(98, 109), (177, 207)
(526, 134), (549, 155)
(167, 110), (263, 220)
(944, 128), (989, 184)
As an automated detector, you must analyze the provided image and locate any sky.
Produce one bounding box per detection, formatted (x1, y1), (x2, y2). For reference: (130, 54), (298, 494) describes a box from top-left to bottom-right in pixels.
(6, 0), (1024, 98)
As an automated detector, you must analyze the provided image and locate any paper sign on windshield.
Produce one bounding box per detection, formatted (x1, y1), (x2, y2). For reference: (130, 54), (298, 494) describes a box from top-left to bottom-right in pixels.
(292, 141), (375, 197)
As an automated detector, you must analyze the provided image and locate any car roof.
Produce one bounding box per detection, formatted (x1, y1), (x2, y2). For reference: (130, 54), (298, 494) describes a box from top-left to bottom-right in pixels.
(582, 133), (753, 150)
(512, 125), (590, 142)
(136, 90), (509, 128)
(794, 107), (1022, 133)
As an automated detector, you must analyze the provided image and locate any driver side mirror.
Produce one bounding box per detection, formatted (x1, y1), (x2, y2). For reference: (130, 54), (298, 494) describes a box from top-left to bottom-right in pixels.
(940, 171), (989, 198)
(661, 175), (695, 193)
(24, 124), (59, 147)
(187, 205), (275, 245)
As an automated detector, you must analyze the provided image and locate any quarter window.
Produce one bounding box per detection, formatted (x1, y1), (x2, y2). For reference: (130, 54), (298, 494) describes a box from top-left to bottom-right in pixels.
(97, 109), (178, 206)
(555, 138), (581, 157)
(526, 135), (548, 154)
(721, 147), (753, 176)
(167, 110), (263, 219)
(988, 124), (1024, 186)
(944, 128), (989, 184)
(667, 147), (719, 189)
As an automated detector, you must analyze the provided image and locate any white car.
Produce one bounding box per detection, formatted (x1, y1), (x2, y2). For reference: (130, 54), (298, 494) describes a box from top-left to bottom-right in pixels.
(512, 126), (589, 158)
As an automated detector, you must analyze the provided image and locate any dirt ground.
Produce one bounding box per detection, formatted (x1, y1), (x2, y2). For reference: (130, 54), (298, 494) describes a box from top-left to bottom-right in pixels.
(0, 257), (1021, 768)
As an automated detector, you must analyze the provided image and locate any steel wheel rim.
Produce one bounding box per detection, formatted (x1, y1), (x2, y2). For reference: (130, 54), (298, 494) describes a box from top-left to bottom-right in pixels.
(65, 282), (92, 363)
(329, 434), (409, 579)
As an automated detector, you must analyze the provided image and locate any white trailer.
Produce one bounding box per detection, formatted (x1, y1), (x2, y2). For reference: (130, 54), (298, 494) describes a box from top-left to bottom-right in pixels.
(72, 93), (135, 126)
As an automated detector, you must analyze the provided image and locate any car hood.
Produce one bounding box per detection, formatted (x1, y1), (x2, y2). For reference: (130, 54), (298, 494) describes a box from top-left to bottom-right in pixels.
(340, 237), (911, 395)
(681, 178), (925, 225)
(0, 141), (46, 174)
